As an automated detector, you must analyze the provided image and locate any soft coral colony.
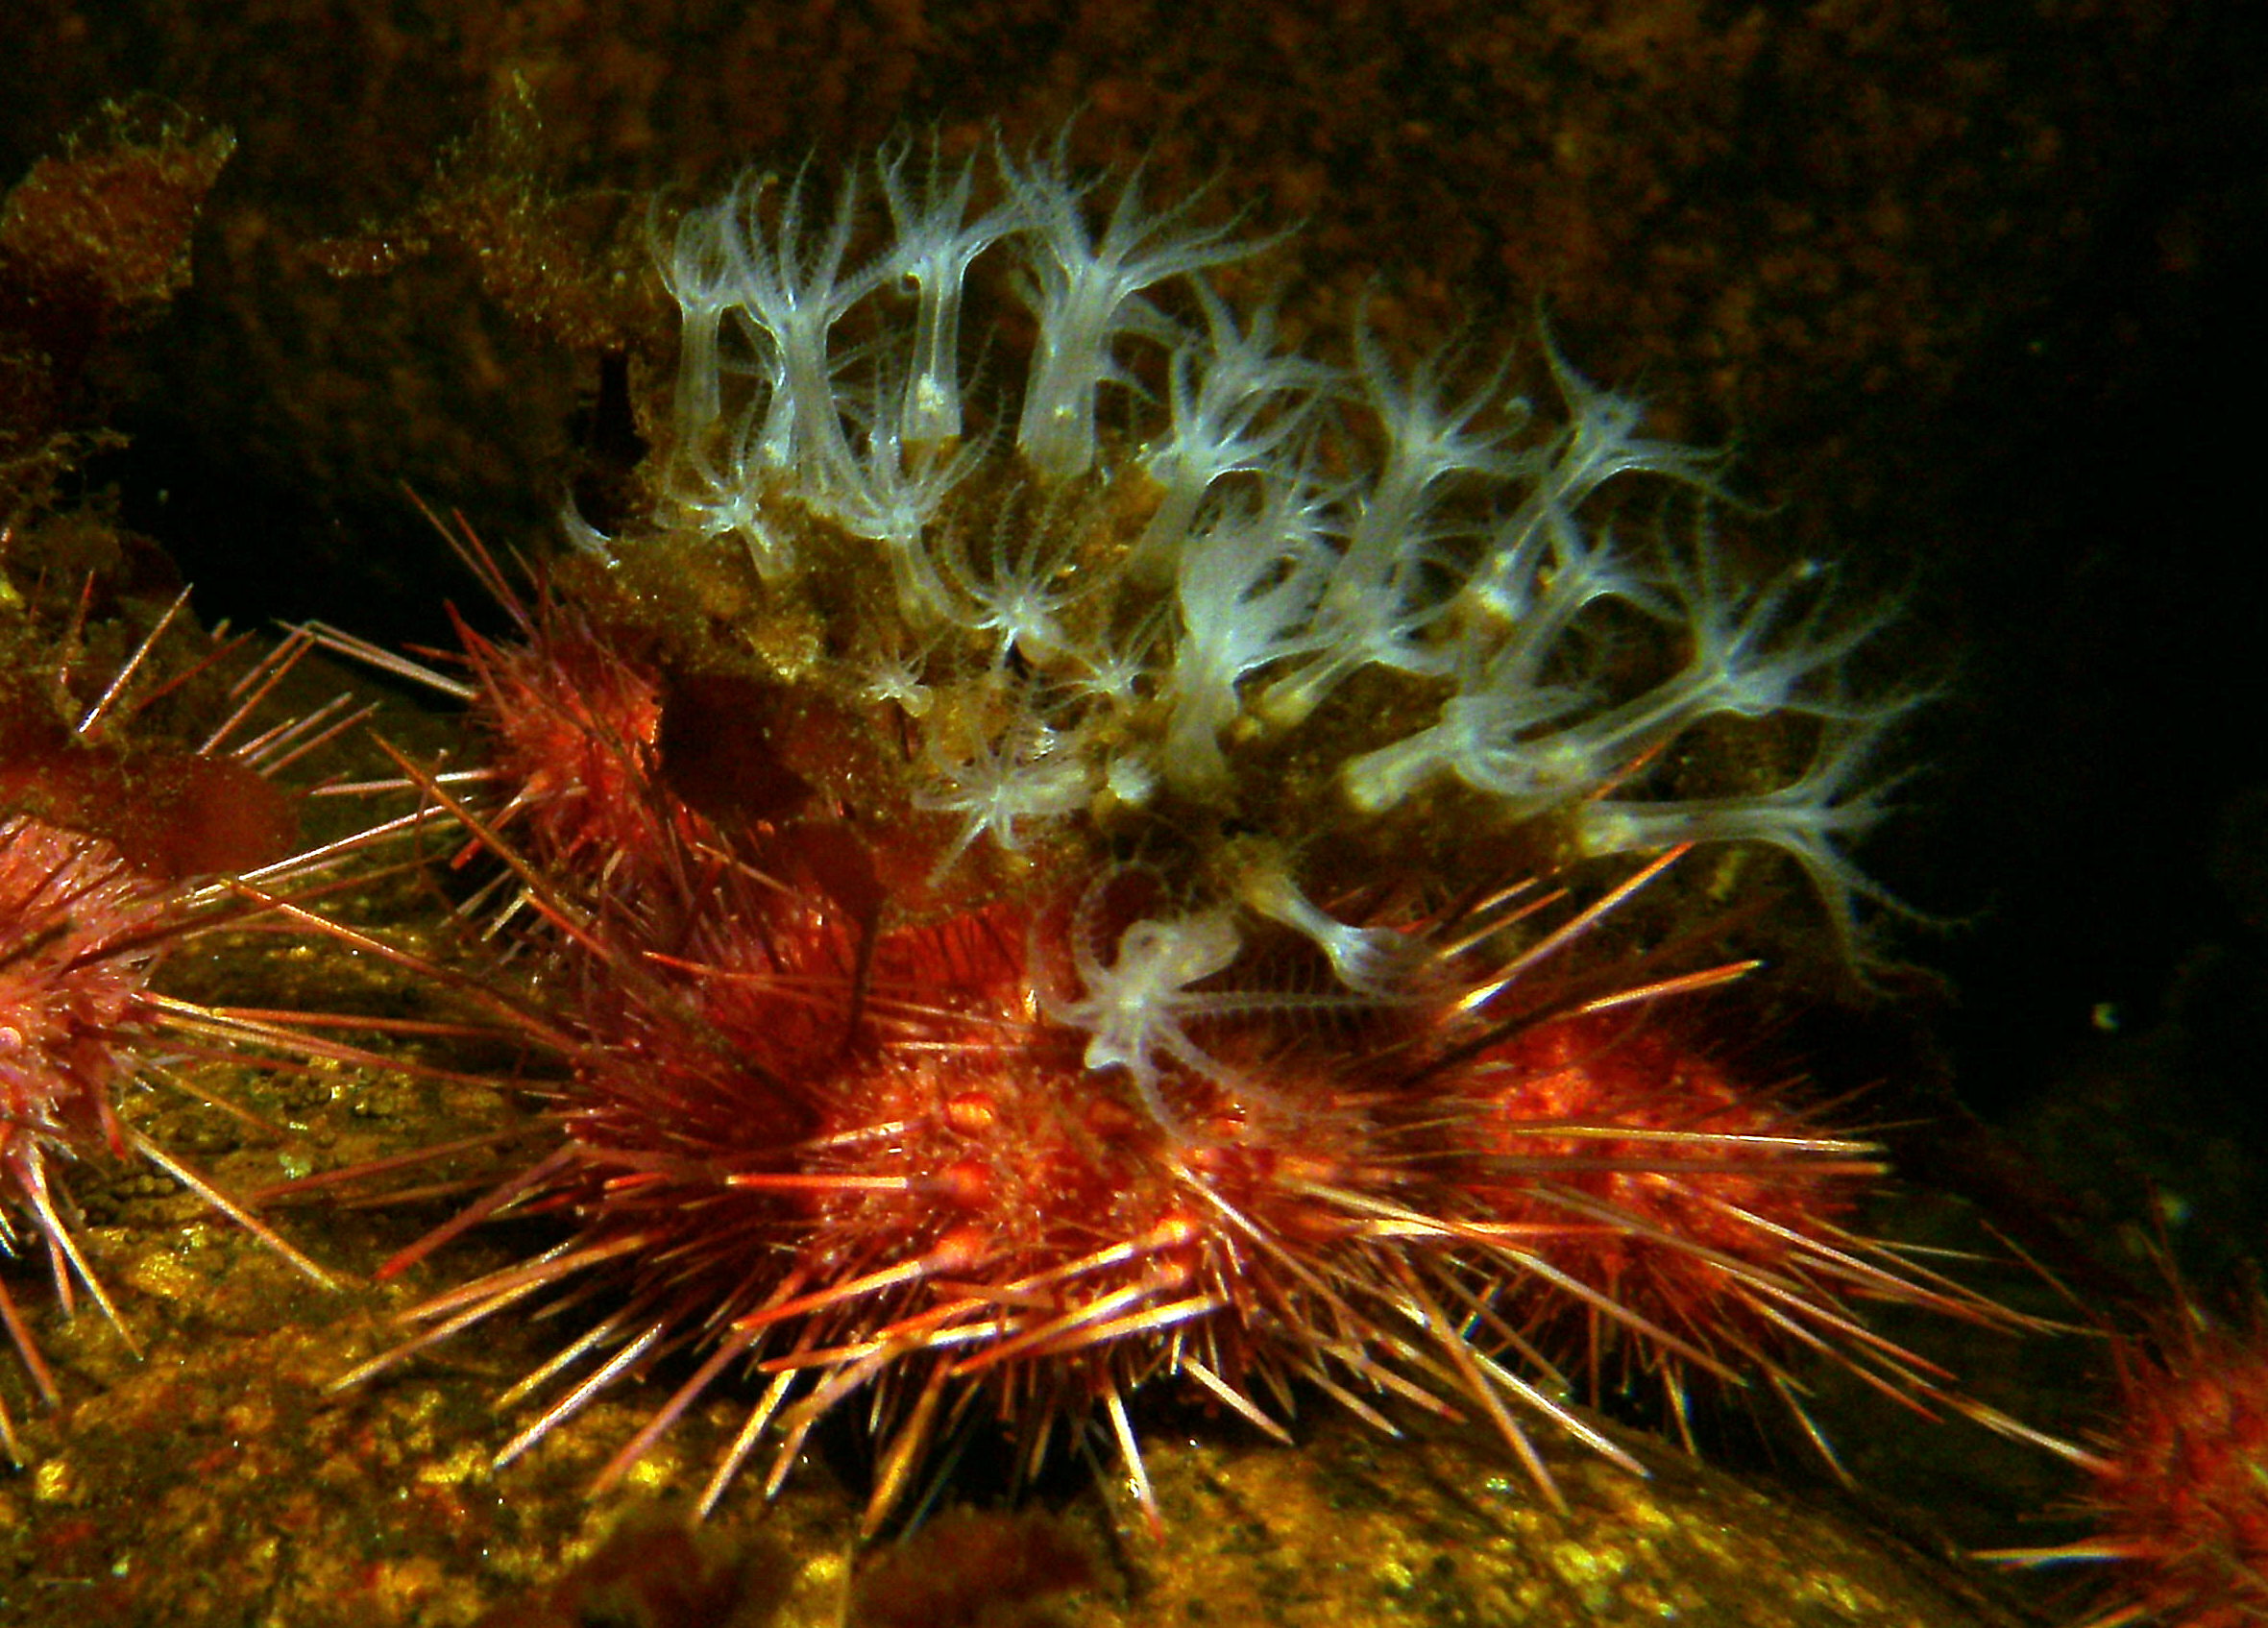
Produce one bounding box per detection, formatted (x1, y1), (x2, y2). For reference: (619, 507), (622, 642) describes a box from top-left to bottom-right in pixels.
(329, 132), (2003, 1530)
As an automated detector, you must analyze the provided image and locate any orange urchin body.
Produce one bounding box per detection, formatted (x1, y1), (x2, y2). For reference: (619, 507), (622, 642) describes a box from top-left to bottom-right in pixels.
(0, 813), (172, 1223)
(2048, 1305), (2268, 1628)
(451, 589), (674, 884)
(1454, 1013), (1913, 1422)
(0, 813), (174, 1445)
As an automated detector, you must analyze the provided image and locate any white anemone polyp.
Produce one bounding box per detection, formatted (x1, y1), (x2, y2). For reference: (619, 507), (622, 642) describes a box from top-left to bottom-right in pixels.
(639, 130), (1917, 979)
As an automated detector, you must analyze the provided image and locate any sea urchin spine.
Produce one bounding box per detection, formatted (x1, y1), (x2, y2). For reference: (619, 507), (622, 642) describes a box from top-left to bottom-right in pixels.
(1988, 1286), (2268, 1628)
(0, 607), (364, 1452)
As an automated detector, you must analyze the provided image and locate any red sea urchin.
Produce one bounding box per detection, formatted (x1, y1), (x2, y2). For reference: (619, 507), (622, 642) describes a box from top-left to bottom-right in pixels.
(320, 134), (2022, 1530)
(1988, 1290), (2268, 1628)
(0, 814), (177, 1403)
(341, 727), (2021, 1533)
(1449, 1006), (1989, 1462)
(0, 604), (360, 1451)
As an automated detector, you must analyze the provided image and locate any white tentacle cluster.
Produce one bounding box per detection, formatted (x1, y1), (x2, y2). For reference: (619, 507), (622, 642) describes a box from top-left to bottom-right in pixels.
(631, 130), (1919, 1057)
